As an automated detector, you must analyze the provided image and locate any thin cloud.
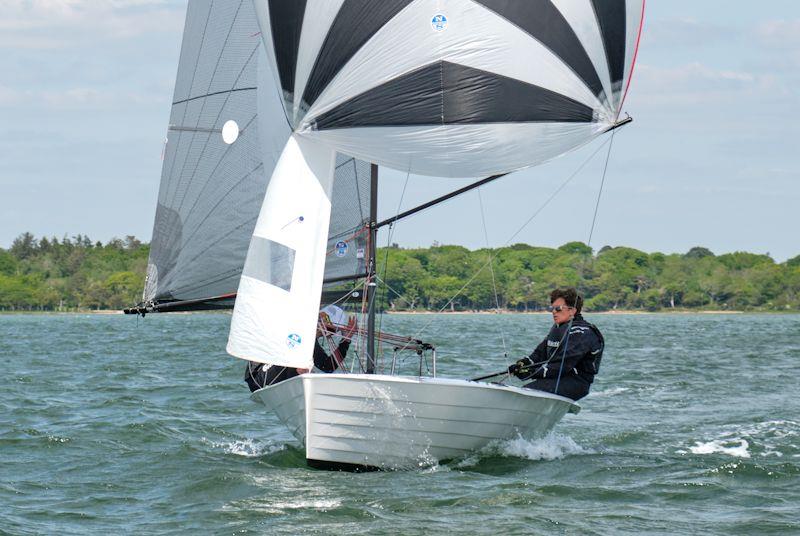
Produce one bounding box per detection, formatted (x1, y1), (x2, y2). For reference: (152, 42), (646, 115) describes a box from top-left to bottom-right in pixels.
(0, 84), (167, 109)
(637, 62), (753, 91)
(755, 19), (800, 48)
(645, 17), (735, 48)
(0, 0), (184, 48)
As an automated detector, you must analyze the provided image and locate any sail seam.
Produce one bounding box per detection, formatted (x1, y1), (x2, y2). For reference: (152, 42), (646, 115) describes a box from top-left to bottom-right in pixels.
(178, 152), (262, 255)
(172, 86), (257, 106)
(170, 0), (249, 212)
(176, 36), (258, 213)
(163, 0), (214, 211)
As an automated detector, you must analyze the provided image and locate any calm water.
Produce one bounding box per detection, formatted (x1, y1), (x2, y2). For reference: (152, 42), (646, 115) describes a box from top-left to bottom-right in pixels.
(2, 313), (799, 535)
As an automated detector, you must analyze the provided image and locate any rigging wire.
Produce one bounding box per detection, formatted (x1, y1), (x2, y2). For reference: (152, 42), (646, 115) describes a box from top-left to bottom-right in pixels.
(393, 136), (614, 353)
(477, 189), (508, 358)
(571, 130), (618, 299)
(375, 169), (412, 361)
(587, 130), (616, 248)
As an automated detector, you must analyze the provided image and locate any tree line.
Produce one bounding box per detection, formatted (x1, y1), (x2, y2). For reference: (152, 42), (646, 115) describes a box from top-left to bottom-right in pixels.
(0, 232), (147, 311)
(375, 242), (800, 312)
(1, 233), (798, 312)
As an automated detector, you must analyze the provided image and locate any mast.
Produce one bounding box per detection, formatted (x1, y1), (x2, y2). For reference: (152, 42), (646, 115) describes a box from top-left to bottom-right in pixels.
(366, 163), (378, 374)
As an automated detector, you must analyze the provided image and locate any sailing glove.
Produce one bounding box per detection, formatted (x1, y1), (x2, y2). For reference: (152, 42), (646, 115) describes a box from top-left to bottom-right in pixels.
(508, 357), (534, 378)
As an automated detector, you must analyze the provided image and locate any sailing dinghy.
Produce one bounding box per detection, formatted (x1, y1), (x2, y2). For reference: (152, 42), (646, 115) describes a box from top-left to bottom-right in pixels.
(127, 0), (644, 470)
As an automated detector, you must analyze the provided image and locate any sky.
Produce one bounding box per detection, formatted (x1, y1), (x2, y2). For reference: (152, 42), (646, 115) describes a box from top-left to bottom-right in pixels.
(1, 0), (798, 261)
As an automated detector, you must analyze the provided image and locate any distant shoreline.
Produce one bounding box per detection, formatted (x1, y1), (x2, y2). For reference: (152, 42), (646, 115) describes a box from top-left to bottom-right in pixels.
(4, 309), (795, 316)
(383, 309), (747, 315)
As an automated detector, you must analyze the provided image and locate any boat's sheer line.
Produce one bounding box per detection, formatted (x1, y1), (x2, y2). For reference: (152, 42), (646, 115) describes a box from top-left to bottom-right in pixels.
(393, 135), (613, 353)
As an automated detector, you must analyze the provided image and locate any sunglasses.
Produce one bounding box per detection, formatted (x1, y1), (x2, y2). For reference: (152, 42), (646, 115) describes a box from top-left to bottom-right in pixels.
(547, 305), (574, 313)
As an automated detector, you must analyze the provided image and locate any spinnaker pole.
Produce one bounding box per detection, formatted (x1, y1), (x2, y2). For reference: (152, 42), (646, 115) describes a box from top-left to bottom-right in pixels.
(366, 164), (378, 374)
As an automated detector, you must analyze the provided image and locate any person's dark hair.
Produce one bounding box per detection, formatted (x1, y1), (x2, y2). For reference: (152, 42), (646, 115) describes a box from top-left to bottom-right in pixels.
(550, 287), (583, 314)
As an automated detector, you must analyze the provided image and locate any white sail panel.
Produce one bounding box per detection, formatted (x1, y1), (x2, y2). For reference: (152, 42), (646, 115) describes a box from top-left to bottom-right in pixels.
(293, 0), (347, 123)
(309, 122), (606, 179)
(227, 134), (335, 367)
(252, 0), (644, 179)
(551, 0), (615, 108)
(303, 0), (605, 126)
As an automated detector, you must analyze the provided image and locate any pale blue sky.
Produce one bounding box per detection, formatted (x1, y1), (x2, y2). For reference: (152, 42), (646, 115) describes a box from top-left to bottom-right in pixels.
(1, 1), (798, 260)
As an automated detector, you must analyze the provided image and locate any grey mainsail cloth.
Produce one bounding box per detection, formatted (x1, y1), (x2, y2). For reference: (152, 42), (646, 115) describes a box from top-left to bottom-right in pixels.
(143, 0), (371, 309)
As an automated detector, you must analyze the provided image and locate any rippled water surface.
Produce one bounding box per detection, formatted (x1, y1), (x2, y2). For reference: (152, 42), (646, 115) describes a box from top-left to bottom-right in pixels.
(2, 313), (799, 534)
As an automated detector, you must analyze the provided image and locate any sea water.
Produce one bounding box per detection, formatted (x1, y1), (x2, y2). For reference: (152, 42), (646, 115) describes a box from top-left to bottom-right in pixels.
(1, 313), (799, 534)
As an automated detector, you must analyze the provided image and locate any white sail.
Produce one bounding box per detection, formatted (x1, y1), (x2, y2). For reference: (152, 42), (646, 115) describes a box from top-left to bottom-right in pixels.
(253, 0), (645, 178)
(227, 134), (336, 367)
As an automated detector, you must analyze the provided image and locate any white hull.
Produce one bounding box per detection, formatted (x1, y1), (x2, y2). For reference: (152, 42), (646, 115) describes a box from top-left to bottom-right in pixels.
(252, 374), (579, 470)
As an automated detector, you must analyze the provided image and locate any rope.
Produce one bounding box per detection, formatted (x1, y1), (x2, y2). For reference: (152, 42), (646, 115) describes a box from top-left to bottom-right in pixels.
(394, 136), (614, 351)
(553, 318), (574, 395)
(588, 130), (616, 248)
(375, 274), (416, 311)
(477, 189), (507, 358)
(376, 169), (411, 347)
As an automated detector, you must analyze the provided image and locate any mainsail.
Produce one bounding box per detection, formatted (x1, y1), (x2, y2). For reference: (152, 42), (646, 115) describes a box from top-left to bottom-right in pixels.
(140, 0), (371, 313)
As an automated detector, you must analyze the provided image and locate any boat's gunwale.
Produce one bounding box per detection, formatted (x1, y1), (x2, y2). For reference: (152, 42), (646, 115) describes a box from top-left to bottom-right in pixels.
(252, 372), (580, 413)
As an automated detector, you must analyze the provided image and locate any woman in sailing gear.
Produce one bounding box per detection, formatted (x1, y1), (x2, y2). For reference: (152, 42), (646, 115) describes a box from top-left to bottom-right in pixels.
(508, 288), (603, 401)
(245, 306), (357, 392)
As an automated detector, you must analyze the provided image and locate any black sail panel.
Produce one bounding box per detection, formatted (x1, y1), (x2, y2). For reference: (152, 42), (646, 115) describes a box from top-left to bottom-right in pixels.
(474, 0), (606, 101)
(314, 61), (595, 129)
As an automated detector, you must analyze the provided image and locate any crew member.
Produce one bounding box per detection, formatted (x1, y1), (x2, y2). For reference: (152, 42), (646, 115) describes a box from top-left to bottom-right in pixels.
(508, 288), (603, 400)
(244, 305), (357, 392)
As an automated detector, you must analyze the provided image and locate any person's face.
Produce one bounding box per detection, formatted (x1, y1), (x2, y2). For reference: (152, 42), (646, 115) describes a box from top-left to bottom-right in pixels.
(550, 297), (576, 325)
(317, 312), (335, 335)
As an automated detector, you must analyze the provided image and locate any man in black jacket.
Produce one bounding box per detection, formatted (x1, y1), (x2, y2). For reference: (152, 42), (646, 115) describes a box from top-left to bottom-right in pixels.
(244, 308), (357, 392)
(508, 288), (603, 400)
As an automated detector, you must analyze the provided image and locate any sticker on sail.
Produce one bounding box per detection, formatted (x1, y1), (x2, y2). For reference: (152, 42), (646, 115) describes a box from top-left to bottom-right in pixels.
(335, 241), (348, 257)
(356, 248), (365, 259)
(431, 14), (447, 31)
(286, 333), (302, 349)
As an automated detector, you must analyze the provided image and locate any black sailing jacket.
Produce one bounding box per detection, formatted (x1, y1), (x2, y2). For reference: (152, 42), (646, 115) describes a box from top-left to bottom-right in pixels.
(244, 339), (350, 392)
(523, 314), (604, 384)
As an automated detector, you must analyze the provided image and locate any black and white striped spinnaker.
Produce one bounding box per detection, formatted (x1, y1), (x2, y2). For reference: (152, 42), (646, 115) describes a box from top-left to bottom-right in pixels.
(227, 0), (645, 367)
